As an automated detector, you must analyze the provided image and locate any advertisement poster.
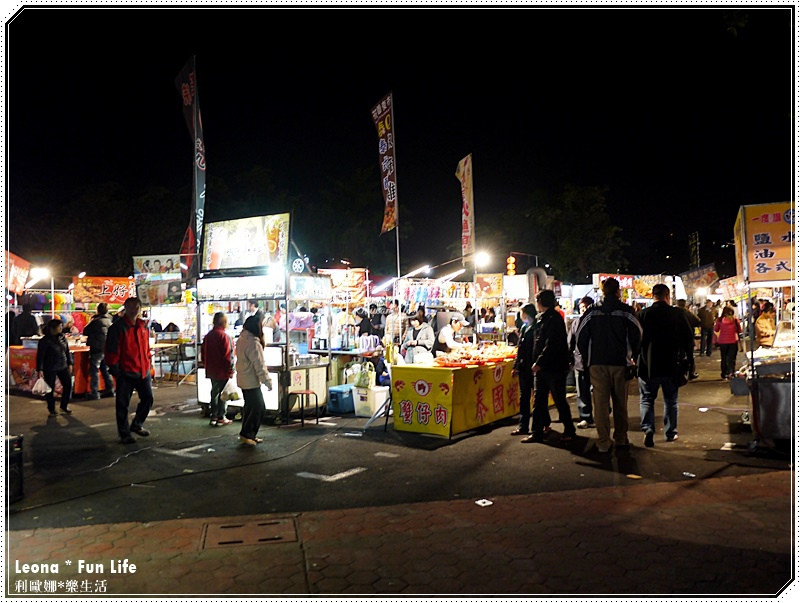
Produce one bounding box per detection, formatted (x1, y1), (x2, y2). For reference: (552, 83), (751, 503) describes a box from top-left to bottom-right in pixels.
(474, 273), (503, 298)
(456, 154), (475, 265)
(289, 275), (333, 300)
(5, 250), (30, 295)
(136, 280), (183, 306)
(72, 277), (135, 304)
(318, 268), (367, 304)
(735, 202), (794, 282)
(371, 92), (398, 234)
(392, 361), (518, 437)
(133, 255), (181, 276)
(679, 264), (719, 297)
(201, 213), (290, 271)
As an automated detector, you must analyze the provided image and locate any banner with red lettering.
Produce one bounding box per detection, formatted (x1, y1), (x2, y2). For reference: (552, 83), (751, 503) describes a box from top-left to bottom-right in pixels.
(72, 276), (135, 304)
(5, 251), (31, 294)
(456, 154), (475, 265)
(371, 93), (398, 234)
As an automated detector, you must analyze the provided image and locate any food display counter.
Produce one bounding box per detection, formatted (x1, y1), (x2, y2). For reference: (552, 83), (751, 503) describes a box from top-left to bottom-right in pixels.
(391, 358), (518, 438)
(7, 344), (112, 396)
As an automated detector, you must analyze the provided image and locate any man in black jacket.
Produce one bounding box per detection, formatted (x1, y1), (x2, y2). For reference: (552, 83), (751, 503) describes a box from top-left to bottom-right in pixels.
(521, 290), (575, 444)
(636, 284), (695, 447)
(577, 278), (642, 453)
(82, 303), (115, 399)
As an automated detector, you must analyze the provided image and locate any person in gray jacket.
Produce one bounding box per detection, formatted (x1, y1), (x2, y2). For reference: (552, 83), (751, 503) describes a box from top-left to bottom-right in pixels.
(400, 314), (435, 363)
(82, 302), (114, 399)
(576, 278), (642, 453)
(235, 315), (273, 446)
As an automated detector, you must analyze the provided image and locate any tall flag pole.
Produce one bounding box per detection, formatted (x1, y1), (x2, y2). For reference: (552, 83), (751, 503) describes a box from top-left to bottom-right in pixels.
(371, 92), (400, 281)
(456, 153), (475, 266)
(175, 55), (206, 284)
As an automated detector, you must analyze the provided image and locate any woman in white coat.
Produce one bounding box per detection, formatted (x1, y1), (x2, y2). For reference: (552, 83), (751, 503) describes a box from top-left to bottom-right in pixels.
(236, 315), (273, 446)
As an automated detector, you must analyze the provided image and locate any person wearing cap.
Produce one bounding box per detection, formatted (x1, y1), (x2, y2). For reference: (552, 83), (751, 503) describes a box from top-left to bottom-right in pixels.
(432, 312), (470, 356)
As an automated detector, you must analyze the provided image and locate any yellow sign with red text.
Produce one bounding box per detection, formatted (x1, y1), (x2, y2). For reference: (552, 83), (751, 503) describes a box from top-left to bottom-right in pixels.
(392, 360), (519, 437)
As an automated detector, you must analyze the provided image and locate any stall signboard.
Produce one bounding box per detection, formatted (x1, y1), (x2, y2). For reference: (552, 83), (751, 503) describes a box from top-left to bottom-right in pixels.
(196, 274), (285, 301)
(289, 275), (333, 300)
(133, 255), (181, 276)
(5, 251), (30, 295)
(593, 273), (660, 299)
(474, 273), (503, 298)
(392, 361), (519, 437)
(679, 264), (719, 298)
(318, 268), (367, 304)
(735, 202), (795, 282)
(72, 276), (135, 304)
(136, 279), (183, 306)
(201, 212), (291, 271)
(717, 276), (745, 301)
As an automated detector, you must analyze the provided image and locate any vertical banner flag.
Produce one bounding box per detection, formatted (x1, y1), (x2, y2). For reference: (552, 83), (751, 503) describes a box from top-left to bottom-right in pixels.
(371, 93), (398, 234)
(456, 154), (475, 265)
(175, 56), (206, 278)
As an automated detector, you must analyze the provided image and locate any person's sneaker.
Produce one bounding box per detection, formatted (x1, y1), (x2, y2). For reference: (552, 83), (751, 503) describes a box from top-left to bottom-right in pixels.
(209, 419), (219, 427)
(644, 431), (655, 448)
(254, 437), (264, 443)
(576, 420), (595, 429)
(239, 436), (257, 446)
(130, 426), (150, 437)
(665, 434), (679, 442)
(48, 411), (58, 417)
(88, 392), (101, 400)
(689, 373), (699, 380)
(216, 418), (233, 426)
(597, 442), (611, 453)
(121, 435), (136, 444)
(510, 429), (529, 436)
(521, 434), (543, 444)
(60, 408), (72, 414)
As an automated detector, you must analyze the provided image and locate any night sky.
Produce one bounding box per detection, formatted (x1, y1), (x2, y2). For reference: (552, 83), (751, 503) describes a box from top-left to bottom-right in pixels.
(4, 5), (794, 283)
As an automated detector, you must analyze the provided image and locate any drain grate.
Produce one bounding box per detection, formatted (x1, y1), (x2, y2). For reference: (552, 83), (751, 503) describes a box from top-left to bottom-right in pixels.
(201, 518), (297, 549)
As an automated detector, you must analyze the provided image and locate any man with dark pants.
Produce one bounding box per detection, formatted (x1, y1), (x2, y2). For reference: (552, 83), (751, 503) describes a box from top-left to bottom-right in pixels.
(697, 299), (716, 357)
(82, 302), (115, 399)
(511, 303), (537, 436)
(202, 312), (235, 427)
(636, 284), (695, 447)
(522, 290), (575, 444)
(105, 297), (154, 444)
(568, 296), (595, 428)
(577, 278), (642, 453)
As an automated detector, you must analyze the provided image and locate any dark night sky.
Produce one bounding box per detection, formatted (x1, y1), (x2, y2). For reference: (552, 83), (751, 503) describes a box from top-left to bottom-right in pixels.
(4, 5), (795, 281)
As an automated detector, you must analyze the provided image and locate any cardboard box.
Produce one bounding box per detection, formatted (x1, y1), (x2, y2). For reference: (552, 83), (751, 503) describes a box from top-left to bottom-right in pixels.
(354, 386), (390, 418)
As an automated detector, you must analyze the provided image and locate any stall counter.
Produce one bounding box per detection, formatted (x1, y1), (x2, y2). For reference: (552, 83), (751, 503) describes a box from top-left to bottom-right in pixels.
(391, 359), (519, 438)
(8, 345), (112, 396)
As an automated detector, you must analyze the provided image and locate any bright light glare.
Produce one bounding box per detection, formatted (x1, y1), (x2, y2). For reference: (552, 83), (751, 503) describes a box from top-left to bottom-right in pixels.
(696, 287), (708, 297)
(179, 263), (189, 270)
(26, 267), (51, 288)
(373, 277), (397, 294)
(68, 283), (75, 291)
(436, 269), (466, 283)
(402, 265), (430, 278)
(474, 251), (490, 268)
(77, 271), (86, 278)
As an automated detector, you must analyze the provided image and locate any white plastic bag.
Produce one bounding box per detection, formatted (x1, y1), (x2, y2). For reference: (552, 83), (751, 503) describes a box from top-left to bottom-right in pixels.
(221, 379), (239, 401)
(32, 377), (52, 396)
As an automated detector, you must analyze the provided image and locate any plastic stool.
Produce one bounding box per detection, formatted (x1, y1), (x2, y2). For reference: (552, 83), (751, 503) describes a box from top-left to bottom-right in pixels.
(283, 390), (319, 427)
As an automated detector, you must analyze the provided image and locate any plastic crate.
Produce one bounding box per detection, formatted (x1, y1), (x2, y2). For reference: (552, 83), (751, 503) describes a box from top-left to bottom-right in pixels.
(328, 384), (355, 414)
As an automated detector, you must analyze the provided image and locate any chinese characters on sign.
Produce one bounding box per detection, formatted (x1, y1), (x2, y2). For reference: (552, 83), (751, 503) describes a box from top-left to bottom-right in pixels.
(736, 203), (794, 282)
(72, 277), (134, 304)
(456, 154), (475, 265)
(371, 93), (398, 234)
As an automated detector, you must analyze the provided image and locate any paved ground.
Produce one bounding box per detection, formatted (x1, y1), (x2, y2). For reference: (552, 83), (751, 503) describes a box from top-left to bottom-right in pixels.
(4, 352), (795, 598)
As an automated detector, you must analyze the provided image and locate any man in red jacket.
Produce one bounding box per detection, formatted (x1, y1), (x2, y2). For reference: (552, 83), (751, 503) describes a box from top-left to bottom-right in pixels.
(105, 297), (154, 444)
(202, 312), (235, 426)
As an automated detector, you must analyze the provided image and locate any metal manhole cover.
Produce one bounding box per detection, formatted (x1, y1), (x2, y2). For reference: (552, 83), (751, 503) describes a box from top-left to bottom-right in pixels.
(201, 518), (297, 549)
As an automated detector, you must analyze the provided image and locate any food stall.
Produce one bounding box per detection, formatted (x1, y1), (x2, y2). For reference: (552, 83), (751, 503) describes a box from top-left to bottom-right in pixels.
(194, 212), (329, 423)
(732, 202), (794, 446)
(592, 273), (687, 308)
(8, 276), (133, 396)
(391, 343), (518, 437)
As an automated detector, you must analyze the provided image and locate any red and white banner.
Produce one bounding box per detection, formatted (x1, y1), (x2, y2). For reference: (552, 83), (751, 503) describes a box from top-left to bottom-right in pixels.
(371, 93), (398, 234)
(456, 154), (475, 265)
(72, 276), (135, 304)
(5, 251), (31, 295)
